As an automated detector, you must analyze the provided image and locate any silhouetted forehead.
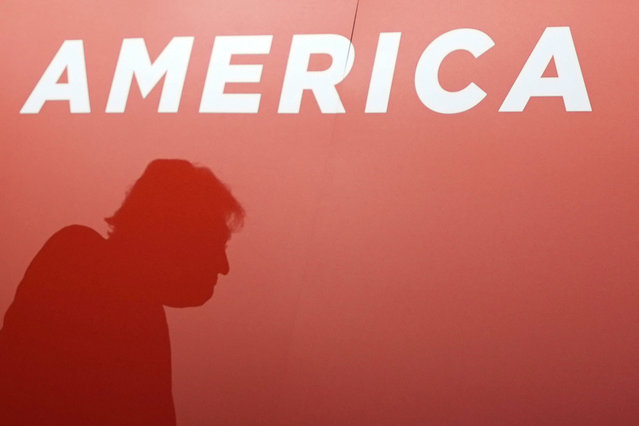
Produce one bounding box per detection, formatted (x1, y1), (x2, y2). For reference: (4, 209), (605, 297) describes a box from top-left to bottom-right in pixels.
(172, 218), (231, 242)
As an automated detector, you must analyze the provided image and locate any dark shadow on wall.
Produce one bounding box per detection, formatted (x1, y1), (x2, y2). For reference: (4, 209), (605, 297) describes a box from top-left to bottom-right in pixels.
(0, 159), (244, 426)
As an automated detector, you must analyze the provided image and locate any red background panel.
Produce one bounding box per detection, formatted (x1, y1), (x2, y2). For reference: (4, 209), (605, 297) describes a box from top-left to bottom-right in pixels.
(1, 0), (639, 424)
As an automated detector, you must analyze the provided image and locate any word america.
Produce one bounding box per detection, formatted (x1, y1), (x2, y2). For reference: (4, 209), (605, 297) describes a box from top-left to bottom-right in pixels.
(20, 27), (591, 115)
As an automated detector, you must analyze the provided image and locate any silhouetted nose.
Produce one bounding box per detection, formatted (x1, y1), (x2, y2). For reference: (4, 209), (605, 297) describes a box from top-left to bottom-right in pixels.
(219, 251), (230, 275)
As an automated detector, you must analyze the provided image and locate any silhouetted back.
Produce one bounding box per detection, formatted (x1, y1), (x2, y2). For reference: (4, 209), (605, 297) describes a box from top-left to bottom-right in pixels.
(0, 225), (175, 425)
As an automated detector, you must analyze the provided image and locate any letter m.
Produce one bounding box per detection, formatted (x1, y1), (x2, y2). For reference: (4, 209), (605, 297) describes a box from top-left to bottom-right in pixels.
(106, 37), (194, 113)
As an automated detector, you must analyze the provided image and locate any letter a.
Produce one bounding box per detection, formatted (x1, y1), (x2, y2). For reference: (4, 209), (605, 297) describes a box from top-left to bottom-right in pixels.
(500, 27), (591, 112)
(21, 40), (90, 114)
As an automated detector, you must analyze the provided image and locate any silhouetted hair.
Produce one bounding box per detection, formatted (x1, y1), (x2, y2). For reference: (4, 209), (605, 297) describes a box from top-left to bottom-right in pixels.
(105, 159), (244, 239)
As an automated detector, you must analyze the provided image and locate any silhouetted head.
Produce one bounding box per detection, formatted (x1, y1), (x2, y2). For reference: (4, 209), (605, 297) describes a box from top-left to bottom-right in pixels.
(105, 159), (244, 307)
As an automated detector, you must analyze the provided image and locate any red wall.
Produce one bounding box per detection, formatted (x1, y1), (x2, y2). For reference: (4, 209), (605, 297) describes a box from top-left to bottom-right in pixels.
(2, 0), (639, 424)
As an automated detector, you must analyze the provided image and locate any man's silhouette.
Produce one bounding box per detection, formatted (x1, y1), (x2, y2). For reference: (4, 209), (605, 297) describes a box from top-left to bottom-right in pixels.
(0, 159), (244, 425)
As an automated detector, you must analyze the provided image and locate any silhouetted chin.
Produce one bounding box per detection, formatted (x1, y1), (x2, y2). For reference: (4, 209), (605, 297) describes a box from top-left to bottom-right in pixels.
(162, 281), (216, 308)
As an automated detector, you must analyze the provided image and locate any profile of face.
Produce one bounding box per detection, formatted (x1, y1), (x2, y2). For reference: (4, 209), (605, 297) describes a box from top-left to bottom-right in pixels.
(106, 159), (244, 308)
(146, 222), (232, 308)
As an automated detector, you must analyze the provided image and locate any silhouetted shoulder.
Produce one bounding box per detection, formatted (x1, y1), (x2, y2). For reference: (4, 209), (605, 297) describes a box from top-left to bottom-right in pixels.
(26, 224), (105, 269)
(1, 225), (106, 335)
(46, 224), (104, 246)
